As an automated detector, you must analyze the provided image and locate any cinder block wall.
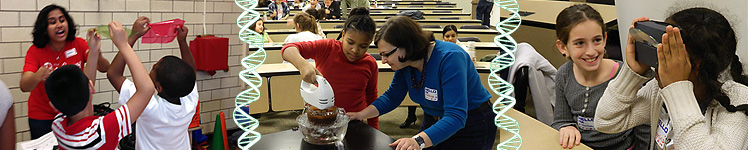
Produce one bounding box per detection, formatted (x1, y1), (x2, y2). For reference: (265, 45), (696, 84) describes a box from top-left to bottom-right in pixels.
(0, 0), (246, 142)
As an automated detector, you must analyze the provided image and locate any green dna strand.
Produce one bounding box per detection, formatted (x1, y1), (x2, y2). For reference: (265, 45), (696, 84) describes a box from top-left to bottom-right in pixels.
(233, 0), (266, 149)
(489, 0), (522, 149)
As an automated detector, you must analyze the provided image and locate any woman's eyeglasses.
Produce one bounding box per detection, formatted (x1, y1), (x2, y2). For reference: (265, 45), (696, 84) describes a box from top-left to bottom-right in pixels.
(381, 47), (398, 57)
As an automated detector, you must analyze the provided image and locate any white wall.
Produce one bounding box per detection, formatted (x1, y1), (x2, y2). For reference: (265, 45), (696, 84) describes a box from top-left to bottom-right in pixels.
(441, 0), (473, 14)
(615, 0), (748, 72)
(0, 0), (245, 142)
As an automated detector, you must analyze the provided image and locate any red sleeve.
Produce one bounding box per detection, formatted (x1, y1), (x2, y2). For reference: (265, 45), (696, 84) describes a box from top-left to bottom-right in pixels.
(281, 39), (336, 61)
(365, 57), (378, 105)
(23, 46), (41, 73)
(102, 104), (132, 141)
(76, 38), (90, 63)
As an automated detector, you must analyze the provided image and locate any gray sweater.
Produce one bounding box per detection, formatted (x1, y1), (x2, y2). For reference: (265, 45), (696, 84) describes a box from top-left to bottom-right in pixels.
(552, 61), (633, 149)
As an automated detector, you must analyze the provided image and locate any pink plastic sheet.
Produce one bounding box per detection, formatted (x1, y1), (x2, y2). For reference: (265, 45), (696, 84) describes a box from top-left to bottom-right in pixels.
(141, 19), (185, 44)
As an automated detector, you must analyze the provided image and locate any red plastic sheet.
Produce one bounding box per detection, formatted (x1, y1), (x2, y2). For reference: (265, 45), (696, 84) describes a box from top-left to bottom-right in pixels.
(142, 19), (185, 44)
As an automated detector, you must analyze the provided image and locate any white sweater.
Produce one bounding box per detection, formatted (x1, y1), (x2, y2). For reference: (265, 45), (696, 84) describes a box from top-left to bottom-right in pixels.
(594, 64), (748, 150)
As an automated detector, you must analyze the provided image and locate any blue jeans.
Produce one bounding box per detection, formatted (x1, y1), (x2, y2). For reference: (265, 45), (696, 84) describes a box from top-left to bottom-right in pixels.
(29, 118), (53, 139)
(421, 106), (497, 150)
(476, 0), (493, 26)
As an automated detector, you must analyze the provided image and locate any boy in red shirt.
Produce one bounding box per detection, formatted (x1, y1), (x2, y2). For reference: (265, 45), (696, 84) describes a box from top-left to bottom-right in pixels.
(46, 21), (154, 150)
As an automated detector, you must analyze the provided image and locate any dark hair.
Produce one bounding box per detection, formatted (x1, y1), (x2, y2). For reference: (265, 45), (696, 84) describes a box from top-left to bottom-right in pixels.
(33, 4), (78, 48)
(248, 19), (265, 34)
(342, 7), (376, 38)
(442, 24), (458, 36)
(423, 31), (435, 42)
(555, 4), (605, 45)
(374, 16), (429, 62)
(666, 7), (748, 115)
(305, 8), (326, 20)
(293, 12), (319, 34)
(45, 65), (89, 116)
(155, 56), (196, 101)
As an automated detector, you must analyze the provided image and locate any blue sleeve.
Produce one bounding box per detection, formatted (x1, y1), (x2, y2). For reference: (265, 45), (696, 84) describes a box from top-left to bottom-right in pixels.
(424, 51), (469, 145)
(371, 70), (408, 116)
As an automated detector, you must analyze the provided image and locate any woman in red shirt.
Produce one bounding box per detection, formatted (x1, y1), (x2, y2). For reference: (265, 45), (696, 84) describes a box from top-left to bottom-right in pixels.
(20, 4), (112, 139)
(281, 7), (381, 129)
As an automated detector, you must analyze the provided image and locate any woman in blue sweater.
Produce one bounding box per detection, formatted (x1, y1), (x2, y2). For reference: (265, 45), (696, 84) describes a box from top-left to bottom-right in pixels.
(347, 16), (496, 150)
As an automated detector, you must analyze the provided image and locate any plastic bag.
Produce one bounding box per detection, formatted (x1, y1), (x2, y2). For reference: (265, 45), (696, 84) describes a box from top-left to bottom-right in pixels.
(142, 18), (185, 44)
(92, 25), (134, 39)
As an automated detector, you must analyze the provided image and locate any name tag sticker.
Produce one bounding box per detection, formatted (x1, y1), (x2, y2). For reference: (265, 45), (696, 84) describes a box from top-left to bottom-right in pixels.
(655, 107), (674, 150)
(576, 116), (595, 130)
(64, 48), (77, 58)
(424, 87), (438, 102)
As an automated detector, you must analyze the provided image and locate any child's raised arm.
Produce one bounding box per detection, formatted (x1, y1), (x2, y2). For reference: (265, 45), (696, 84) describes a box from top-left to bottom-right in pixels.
(176, 26), (196, 72)
(84, 29), (101, 84)
(109, 21), (155, 124)
(108, 16), (151, 92)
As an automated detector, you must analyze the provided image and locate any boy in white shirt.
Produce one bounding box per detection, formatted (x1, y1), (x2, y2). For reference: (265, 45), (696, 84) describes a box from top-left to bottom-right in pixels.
(107, 18), (198, 150)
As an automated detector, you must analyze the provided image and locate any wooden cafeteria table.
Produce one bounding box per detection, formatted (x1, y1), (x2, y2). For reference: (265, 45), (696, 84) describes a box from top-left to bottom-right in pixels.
(264, 19), (482, 30)
(248, 42), (502, 64)
(500, 108), (593, 150)
(498, 0), (616, 68)
(254, 7), (463, 14)
(267, 28), (497, 45)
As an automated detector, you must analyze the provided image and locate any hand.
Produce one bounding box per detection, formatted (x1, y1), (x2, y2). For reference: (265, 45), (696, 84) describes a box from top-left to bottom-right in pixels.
(35, 67), (52, 81)
(345, 112), (367, 121)
(625, 17), (652, 75)
(108, 21), (129, 46)
(656, 26), (690, 88)
(132, 16), (151, 37)
(389, 138), (421, 150)
(86, 28), (101, 52)
(559, 126), (581, 149)
(176, 26), (189, 42)
(299, 63), (322, 85)
(325, 9), (331, 14)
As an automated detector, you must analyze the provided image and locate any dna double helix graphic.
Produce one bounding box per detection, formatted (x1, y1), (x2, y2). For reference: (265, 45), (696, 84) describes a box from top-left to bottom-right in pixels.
(488, 0), (522, 149)
(233, 0), (266, 149)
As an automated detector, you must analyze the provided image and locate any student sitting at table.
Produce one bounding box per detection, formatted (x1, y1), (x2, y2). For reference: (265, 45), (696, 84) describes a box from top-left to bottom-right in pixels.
(551, 4), (637, 150)
(321, 0), (341, 19)
(292, 0), (306, 9)
(442, 25), (468, 51)
(249, 19), (274, 43)
(595, 7), (748, 150)
(281, 7), (381, 129)
(268, 0), (290, 20)
(302, 0), (322, 12)
(285, 12), (324, 43)
(348, 16), (496, 150)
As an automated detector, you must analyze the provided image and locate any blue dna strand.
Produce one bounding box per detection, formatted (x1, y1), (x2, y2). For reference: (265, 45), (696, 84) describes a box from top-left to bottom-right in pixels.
(233, 0), (265, 149)
(489, 0), (522, 149)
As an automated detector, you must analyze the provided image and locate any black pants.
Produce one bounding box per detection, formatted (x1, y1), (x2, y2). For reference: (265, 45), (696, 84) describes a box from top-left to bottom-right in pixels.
(421, 106), (497, 150)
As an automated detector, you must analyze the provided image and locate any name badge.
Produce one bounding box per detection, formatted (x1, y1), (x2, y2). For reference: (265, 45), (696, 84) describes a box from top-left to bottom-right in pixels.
(424, 87), (438, 102)
(576, 116), (595, 130)
(64, 48), (78, 58)
(655, 107), (674, 150)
